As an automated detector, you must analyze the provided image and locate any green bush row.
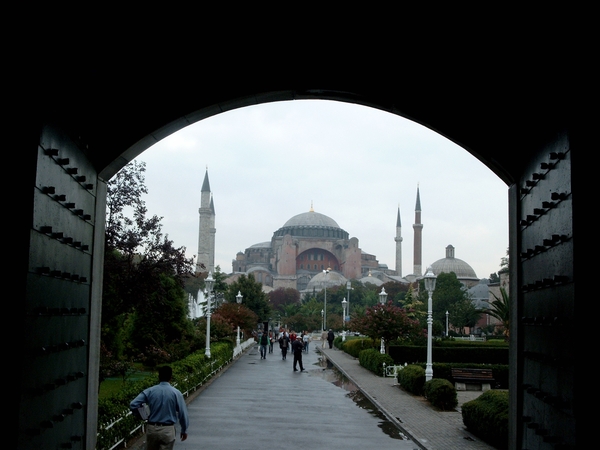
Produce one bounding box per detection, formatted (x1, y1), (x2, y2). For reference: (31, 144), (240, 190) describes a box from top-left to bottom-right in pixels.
(389, 345), (508, 365)
(337, 337), (377, 358)
(423, 378), (458, 410)
(358, 348), (394, 376)
(461, 390), (509, 449)
(96, 342), (233, 450)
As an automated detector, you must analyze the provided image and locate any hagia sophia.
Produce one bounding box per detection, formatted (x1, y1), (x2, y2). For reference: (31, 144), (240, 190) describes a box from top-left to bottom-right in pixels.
(195, 170), (483, 293)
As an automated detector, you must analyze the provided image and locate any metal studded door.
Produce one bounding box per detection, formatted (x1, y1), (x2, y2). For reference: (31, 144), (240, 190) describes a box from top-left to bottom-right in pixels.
(20, 125), (105, 449)
(510, 134), (575, 449)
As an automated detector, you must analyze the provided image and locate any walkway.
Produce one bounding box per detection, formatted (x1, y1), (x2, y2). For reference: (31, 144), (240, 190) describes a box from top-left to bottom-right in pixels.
(129, 341), (495, 450)
(320, 345), (495, 450)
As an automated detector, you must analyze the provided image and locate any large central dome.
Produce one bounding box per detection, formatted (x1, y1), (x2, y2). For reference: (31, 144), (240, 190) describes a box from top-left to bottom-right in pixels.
(283, 210), (340, 229)
(273, 208), (348, 239)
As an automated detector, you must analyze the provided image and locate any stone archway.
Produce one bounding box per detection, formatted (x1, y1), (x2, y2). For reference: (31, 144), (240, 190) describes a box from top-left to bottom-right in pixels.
(19, 48), (578, 449)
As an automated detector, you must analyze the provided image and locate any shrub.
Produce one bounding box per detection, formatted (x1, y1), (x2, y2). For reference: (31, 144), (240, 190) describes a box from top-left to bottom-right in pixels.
(461, 389), (509, 449)
(397, 364), (425, 395)
(424, 378), (458, 410)
(358, 348), (394, 376)
(342, 338), (377, 358)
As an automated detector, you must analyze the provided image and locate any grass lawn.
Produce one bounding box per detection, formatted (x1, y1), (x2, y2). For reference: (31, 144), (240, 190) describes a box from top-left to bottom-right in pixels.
(99, 368), (155, 400)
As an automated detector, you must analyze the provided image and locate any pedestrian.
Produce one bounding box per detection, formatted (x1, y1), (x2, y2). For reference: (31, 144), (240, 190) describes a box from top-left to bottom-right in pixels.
(327, 329), (335, 349)
(321, 329), (328, 348)
(259, 330), (269, 359)
(279, 331), (290, 360)
(269, 331), (274, 353)
(302, 331), (310, 352)
(129, 365), (189, 449)
(290, 330), (297, 343)
(292, 336), (305, 371)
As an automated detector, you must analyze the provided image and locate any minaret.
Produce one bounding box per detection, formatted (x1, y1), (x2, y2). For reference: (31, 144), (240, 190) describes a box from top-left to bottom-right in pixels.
(413, 185), (423, 277)
(209, 194), (216, 274)
(197, 169), (215, 273)
(395, 206), (403, 277)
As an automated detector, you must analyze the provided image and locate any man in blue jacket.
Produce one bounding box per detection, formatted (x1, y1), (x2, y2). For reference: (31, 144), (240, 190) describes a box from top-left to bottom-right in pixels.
(130, 365), (189, 449)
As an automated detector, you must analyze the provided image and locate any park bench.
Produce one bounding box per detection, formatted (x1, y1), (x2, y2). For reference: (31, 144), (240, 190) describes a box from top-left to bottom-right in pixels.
(451, 367), (494, 391)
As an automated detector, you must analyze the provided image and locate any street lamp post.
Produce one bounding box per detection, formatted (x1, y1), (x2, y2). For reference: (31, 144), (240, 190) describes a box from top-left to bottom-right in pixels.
(379, 287), (388, 354)
(323, 268), (330, 331)
(424, 266), (437, 381)
(346, 281), (352, 320)
(204, 272), (214, 358)
(445, 310), (449, 337)
(236, 290), (243, 347)
(341, 298), (347, 341)
(321, 309), (324, 332)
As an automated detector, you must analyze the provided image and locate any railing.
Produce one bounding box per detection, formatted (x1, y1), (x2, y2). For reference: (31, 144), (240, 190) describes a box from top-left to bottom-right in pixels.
(383, 362), (407, 384)
(97, 340), (255, 450)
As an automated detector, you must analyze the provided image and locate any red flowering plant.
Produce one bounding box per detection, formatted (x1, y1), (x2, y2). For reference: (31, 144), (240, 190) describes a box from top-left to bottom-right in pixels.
(348, 301), (424, 353)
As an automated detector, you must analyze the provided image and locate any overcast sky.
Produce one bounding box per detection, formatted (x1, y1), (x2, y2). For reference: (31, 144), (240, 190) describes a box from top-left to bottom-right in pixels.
(136, 100), (508, 281)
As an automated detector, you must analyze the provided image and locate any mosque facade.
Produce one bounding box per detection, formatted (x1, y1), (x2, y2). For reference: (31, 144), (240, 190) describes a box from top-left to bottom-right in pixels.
(196, 172), (482, 293)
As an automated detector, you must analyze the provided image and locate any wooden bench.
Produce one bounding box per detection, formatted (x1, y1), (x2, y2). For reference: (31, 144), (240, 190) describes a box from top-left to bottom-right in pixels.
(451, 368), (494, 391)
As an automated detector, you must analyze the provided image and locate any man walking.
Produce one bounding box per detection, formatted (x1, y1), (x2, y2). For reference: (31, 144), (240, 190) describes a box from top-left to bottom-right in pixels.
(259, 330), (269, 359)
(292, 337), (305, 372)
(130, 365), (189, 449)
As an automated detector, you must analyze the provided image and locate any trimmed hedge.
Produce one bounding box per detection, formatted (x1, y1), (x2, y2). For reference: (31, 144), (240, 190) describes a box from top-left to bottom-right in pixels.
(339, 337), (377, 358)
(397, 364), (425, 395)
(423, 378), (458, 410)
(389, 344), (508, 365)
(461, 389), (509, 449)
(358, 348), (394, 376)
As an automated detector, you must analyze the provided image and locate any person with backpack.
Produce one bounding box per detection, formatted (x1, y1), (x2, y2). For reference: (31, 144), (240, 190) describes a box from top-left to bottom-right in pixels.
(259, 331), (269, 359)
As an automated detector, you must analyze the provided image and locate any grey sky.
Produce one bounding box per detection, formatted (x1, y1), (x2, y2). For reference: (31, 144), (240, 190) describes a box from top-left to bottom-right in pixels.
(137, 99), (508, 280)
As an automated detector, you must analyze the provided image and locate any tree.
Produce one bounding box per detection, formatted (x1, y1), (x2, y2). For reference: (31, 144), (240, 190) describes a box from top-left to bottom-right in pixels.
(102, 160), (196, 364)
(419, 272), (469, 325)
(129, 273), (197, 365)
(349, 301), (424, 353)
(486, 287), (510, 339)
(268, 287), (300, 314)
(448, 295), (481, 335)
(400, 285), (426, 320)
(214, 302), (258, 337)
(225, 274), (271, 322)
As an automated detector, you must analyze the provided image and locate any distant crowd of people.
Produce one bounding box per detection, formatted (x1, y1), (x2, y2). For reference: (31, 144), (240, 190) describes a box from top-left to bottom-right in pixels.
(255, 327), (336, 372)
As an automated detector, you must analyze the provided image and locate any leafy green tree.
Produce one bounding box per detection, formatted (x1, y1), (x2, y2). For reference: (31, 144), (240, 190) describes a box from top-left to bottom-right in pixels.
(129, 273), (197, 365)
(102, 160), (196, 365)
(448, 295), (481, 334)
(419, 272), (469, 325)
(349, 302), (424, 353)
(225, 274), (271, 322)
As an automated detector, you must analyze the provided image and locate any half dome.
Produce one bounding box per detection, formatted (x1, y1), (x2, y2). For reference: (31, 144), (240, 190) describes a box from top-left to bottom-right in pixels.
(305, 270), (348, 292)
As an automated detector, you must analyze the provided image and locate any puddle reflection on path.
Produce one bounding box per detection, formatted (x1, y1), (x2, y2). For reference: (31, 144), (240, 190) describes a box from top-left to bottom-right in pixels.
(313, 356), (409, 441)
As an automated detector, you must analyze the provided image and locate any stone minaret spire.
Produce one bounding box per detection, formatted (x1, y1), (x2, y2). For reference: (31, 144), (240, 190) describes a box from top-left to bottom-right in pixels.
(209, 194), (216, 274)
(197, 169), (215, 273)
(395, 206), (403, 277)
(413, 185), (423, 277)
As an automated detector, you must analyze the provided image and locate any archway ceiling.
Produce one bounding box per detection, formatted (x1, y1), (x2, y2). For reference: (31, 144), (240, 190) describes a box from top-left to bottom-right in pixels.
(35, 48), (572, 185)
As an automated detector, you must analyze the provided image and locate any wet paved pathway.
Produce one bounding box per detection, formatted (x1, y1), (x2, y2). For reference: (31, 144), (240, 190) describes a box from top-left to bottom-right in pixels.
(173, 343), (418, 449)
(131, 340), (496, 449)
